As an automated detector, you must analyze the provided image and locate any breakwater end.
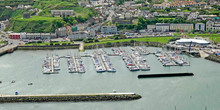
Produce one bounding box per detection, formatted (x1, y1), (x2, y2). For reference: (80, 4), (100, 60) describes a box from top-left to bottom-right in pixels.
(0, 93), (141, 103)
(138, 73), (194, 78)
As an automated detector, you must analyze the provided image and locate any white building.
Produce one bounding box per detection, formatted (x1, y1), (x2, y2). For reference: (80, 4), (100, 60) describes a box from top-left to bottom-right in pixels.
(68, 31), (88, 40)
(155, 23), (170, 32)
(101, 26), (117, 34)
(147, 25), (156, 31)
(195, 23), (205, 31)
(176, 38), (210, 45)
(23, 33), (56, 40)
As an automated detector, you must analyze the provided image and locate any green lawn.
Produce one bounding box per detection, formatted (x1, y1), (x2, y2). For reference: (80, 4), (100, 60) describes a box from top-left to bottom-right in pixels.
(85, 37), (173, 46)
(16, 16), (62, 21)
(25, 41), (74, 46)
(186, 33), (220, 43)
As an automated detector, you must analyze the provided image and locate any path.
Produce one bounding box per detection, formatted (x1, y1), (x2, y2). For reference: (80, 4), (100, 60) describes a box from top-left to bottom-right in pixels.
(199, 50), (209, 58)
(74, 41), (85, 52)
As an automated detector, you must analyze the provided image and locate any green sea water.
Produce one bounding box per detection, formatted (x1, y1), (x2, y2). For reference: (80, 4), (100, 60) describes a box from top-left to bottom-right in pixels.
(0, 47), (219, 110)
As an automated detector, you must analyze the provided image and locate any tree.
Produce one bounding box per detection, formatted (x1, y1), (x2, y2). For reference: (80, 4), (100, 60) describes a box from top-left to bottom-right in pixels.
(130, 40), (135, 43)
(106, 42), (112, 46)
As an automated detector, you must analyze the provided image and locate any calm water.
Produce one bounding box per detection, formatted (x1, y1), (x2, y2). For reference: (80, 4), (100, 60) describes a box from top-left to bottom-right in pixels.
(0, 47), (220, 110)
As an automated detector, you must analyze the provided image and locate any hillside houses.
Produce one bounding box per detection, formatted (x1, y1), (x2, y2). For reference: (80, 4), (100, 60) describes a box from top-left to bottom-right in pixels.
(153, 1), (207, 9)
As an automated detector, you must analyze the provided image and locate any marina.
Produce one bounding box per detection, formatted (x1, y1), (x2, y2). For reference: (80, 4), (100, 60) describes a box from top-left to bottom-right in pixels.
(154, 51), (189, 66)
(131, 46), (150, 55)
(91, 49), (116, 73)
(112, 47), (150, 71)
(42, 55), (59, 74)
(1, 47), (220, 109)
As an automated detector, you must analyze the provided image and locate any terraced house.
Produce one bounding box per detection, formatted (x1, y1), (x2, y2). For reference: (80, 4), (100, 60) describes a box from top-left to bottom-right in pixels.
(169, 24), (194, 32)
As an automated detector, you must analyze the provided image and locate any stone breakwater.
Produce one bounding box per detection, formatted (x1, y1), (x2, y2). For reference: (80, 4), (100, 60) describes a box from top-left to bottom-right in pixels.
(0, 93), (141, 103)
(205, 54), (220, 63)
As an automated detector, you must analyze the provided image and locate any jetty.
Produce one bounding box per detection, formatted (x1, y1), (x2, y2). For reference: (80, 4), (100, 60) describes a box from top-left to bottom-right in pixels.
(91, 49), (116, 73)
(131, 47), (150, 55)
(42, 55), (60, 74)
(74, 41), (85, 52)
(0, 93), (141, 103)
(154, 51), (189, 66)
(138, 72), (194, 78)
(0, 45), (17, 56)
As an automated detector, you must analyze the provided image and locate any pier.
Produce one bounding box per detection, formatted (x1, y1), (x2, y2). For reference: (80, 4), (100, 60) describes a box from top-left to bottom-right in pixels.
(91, 49), (116, 73)
(0, 93), (141, 103)
(154, 51), (189, 66)
(0, 45), (17, 56)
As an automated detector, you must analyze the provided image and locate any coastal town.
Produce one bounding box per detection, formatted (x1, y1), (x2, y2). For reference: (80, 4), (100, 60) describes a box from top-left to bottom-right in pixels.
(1, 0), (220, 63)
(0, 0), (220, 109)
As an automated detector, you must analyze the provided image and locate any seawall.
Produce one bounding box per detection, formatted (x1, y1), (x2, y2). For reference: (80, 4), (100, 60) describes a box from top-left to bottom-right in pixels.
(205, 54), (220, 63)
(17, 44), (80, 50)
(0, 93), (141, 103)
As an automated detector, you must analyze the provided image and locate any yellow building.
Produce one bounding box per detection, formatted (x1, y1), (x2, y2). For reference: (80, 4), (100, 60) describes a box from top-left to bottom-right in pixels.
(170, 24), (194, 32)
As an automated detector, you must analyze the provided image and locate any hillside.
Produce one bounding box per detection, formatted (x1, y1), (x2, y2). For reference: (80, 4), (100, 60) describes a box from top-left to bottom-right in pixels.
(0, 0), (34, 7)
(3, 0), (97, 33)
(5, 16), (63, 33)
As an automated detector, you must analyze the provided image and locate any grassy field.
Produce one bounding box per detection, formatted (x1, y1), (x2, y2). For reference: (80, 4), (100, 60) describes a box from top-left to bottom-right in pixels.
(85, 37), (173, 46)
(16, 16), (62, 21)
(186, 33), (220, 43)
(33, 0), (95, 18)
(25, 41), (74, 46)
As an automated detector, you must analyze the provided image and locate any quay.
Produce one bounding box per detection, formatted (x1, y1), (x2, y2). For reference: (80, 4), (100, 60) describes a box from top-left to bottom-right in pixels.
(0, 93), (141, 103)
(138, 72), (194, 78)
(0, 45), (17, 56)
(74, 41), (85, 52)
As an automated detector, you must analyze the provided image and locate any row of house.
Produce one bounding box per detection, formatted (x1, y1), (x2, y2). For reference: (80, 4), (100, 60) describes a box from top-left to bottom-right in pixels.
(68, 25), (117, 40)
(148, 21), (220, 32)
(9, 33), (56, 40)
(153, 1), (207, 9)
(148, 23), (198, 32)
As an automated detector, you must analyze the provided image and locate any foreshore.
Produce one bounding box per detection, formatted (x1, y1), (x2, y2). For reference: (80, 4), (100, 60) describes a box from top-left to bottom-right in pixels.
(0, 93), (141, 103)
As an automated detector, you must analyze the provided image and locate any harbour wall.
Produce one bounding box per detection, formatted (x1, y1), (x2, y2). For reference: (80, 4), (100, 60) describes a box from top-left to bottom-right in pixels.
(0, 93), (141, 103)
(17, 44), (80, 50)
(205, 54), (220, 63)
